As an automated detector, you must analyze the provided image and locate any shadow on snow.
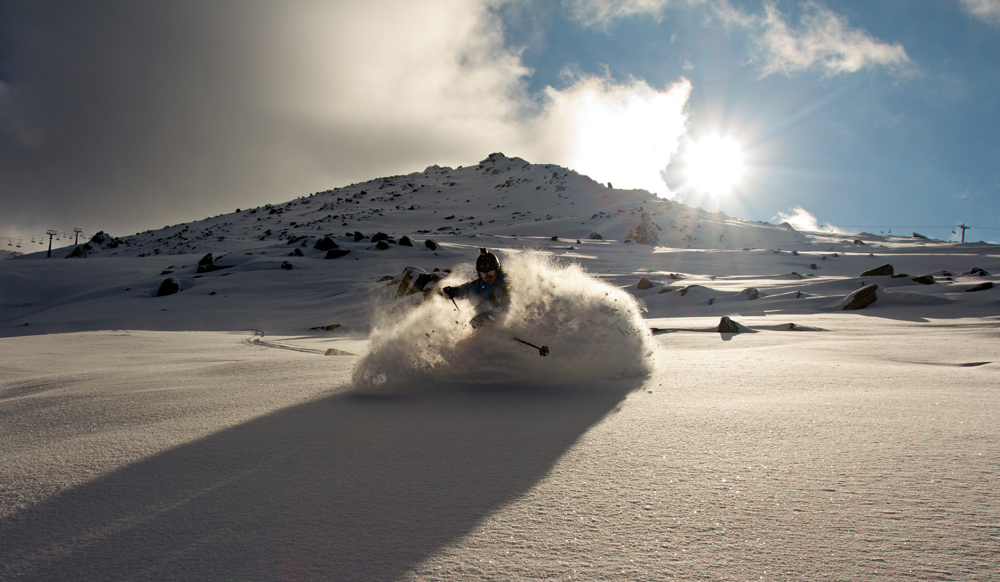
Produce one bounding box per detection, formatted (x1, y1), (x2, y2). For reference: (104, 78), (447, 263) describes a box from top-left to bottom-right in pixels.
(1, 381), (639, 581)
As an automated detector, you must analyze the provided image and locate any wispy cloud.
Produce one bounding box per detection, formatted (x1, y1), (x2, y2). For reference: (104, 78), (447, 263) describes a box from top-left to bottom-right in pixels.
(755, 1), (912, 77)
(563, 0), (912, 77)
(562, 0), (674, 28)
(960, 0), (1000, 26)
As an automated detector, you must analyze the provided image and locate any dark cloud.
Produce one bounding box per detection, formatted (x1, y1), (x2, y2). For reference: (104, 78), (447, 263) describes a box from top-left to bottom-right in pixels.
(0, 1), (540, 237)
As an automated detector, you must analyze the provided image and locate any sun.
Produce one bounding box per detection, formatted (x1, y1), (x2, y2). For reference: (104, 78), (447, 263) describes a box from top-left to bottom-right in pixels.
(682, 133), (747, 198)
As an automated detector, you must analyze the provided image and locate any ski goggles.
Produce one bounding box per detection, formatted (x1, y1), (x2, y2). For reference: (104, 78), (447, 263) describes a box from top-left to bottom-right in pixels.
(479, 269), (498, 279)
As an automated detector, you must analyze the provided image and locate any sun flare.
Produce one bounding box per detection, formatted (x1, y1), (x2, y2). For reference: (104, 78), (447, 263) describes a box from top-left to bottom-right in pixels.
(683, 133), (746, 198)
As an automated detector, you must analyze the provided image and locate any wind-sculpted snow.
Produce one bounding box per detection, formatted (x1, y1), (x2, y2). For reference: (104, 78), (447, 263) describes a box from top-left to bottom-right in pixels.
(352, 252), (653, 391)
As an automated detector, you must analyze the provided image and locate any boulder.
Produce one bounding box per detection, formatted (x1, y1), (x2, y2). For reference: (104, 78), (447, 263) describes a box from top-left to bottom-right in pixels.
(966, 282), (994, 292)
(325, 249), (351, 259)
(424, 239), (438, 250)
(195, 253), (215, 273)
(637, 277), (655, 290)
(156, 278), (181, 297)
(395, 267), (447, 296)
(313, 237), (339, 251)
(717, 316), (741, 333)
(860, 264), (894, 277)
(375, 240), (390, 250)
(65, 230), (124, 257)
(289, 248), (303, 257)
(371, 232), (389, 243)
(911, 275), (935, 285)
(280, 261), (293, 270)
(398, 235), (414, 247)
(589, 232), (603, 240)
(196, 253), (232, 274)
(962, 267), (990, 277)
(65, 244), (93, 258)
(353, 231), (365, 242)
(843, 283), (880, 310)
(740, 288), (760, 300)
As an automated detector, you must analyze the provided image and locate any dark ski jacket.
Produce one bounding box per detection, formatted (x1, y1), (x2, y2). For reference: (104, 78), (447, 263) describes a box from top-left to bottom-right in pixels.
(453, 270), (511, 312)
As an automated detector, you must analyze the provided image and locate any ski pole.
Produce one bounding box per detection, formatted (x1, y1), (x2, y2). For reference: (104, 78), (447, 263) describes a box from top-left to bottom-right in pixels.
(513, 337), (549, 357)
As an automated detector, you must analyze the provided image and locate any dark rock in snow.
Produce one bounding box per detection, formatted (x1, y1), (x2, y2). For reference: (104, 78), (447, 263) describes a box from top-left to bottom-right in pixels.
(371, 232), (389, 243)
(375, 240), (390, 250)
(313, 237), (339, 251)
(325, 249), (351, 259)
(962, 267), (990, 276)
(424, 239), (438, 250)
(353, 231), (365, 242)
(966, 282), (994, 292)
(196, 253), (232, 274)
(289, 248), (303, 257)
(741, 288), (760, 300)
(395, 267), (446, 296)
(66, 245), (92, 258)
(589, 232), (603, 240)
(809, 263), (818, 270)
(411, 273), (444, 294)
(280, 261), (293, 270)
(637, 277), (654, 290)
(911, 275), (935, 285)
(860, 264), (894, 277)
(196, 253), (214, 272)
(718, 316), (741, 333)
(398, 235), (414, 247)
(65, 230), (124, 258)
(156, 278), (181, 297)
(843, 284), (880, 310)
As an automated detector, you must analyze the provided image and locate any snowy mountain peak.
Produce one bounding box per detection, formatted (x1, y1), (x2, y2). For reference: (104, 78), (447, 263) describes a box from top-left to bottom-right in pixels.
(13, 154), (963, 263)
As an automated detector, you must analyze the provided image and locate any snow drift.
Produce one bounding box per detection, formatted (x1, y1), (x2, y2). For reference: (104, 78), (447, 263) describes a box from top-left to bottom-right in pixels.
(351, 251), (653, 391)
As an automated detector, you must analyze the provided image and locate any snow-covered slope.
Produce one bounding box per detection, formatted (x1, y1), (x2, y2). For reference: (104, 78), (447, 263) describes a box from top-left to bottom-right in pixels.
(3, 153), (998, 338)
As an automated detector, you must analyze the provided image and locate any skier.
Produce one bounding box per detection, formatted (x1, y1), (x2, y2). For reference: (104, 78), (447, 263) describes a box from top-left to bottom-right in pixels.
(443, 248), (511, 330)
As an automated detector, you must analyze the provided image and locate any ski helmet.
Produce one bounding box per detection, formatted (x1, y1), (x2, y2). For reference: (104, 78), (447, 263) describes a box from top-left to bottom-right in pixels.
(476, 247), (500, 272)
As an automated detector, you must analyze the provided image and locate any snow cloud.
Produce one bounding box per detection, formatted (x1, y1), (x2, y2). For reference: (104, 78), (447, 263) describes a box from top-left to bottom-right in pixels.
(960, 0), (1000, 26)
(0, 1), (538, 235)
(773, 206), (844, 233)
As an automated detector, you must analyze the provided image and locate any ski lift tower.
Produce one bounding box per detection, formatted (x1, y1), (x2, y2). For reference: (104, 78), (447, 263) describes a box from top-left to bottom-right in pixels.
(46, 229), (58, 258)
(957, 223), (970, 243)
(73, 227), (83, 245)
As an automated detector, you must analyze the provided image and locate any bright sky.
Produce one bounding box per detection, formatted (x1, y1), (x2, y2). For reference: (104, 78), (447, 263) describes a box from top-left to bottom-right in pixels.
(1, 0), (998, 243)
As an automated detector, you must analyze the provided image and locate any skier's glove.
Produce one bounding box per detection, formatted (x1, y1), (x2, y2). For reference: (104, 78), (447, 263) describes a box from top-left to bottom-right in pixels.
(442, 286), (458, 299)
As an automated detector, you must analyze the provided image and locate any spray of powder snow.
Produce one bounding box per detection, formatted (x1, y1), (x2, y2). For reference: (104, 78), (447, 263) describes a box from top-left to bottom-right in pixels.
(351, 251), (653, 391)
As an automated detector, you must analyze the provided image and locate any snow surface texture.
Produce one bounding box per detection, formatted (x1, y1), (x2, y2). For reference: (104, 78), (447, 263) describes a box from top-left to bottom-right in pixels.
(2, 153), (1000, 580)
(353, 251), (653, 391)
